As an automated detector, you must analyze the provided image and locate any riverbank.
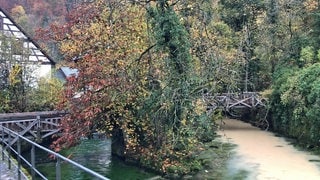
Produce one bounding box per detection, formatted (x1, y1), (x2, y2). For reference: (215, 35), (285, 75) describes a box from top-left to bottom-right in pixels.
(191, 139), (235, 179)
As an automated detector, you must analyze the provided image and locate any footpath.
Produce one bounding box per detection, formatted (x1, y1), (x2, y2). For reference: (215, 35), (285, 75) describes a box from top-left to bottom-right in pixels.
(0, 160), (19, 180)
(0, 147), (28, 180)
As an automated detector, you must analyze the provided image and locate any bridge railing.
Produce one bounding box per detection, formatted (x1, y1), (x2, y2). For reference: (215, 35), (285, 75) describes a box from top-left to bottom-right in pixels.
(0, 111), (65, 145)
(0, 125), (109, 180)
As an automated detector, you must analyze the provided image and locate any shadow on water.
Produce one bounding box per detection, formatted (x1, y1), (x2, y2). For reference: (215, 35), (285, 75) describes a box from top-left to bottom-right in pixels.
(23, 139), (157, 180)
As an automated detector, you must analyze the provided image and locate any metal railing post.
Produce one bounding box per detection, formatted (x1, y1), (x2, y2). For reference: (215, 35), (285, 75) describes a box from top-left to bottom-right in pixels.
(56, 157), (61, 180)
(31, 144), (35, 179)
(17, 136), (21, 180)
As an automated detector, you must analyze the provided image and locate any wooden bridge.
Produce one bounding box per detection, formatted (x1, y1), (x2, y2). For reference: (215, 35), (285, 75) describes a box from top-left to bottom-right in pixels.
(0, 111), (110, 180)
(203, 92), (269, 128)
(204, 92), (267, 115)
(0, 111), (65, 145)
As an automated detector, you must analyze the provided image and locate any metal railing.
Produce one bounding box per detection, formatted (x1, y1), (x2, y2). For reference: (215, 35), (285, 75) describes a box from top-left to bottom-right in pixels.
(0, 125), (110, 180)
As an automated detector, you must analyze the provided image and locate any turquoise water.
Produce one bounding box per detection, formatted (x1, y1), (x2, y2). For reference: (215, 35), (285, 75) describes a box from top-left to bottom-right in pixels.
(29, 139), (157, 180)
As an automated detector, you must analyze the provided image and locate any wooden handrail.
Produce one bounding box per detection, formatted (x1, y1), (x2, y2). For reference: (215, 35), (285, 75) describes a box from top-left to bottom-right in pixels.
(0, 111), (67, 121)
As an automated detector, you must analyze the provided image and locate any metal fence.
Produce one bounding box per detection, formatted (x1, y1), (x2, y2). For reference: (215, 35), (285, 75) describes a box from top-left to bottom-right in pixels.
(0, 125), (109, 180)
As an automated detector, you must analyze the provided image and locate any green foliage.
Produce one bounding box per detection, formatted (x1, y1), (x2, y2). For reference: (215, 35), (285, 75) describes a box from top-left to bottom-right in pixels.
(219, 0), (265, 31)
(317, 49), (320, 62)
(0, 90), (10, 112)
(26, 77), (64, 111)
(271, 63), (320, 144)
(135, 1), (218, 175)
(0, 32), (60, 113)
(0, 76), (63, 113)
(299, 46), (315, 66)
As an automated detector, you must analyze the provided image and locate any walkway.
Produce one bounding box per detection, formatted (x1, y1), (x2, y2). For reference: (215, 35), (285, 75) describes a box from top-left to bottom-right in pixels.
(0, 147), (27, 180)
(1, 161), (18, 180)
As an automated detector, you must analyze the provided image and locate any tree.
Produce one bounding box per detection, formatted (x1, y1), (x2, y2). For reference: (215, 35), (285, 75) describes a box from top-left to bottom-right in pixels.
(0, 35), (31, 112)
(219, 0), (266, 91)
(44, 0), (150, 152)
(147, 0), (193, 132)
(271, 63), (320, 145)
(26, 77), (64, 111)
(299, 46), (315, 66)
(11, 5), (31, 35)
(0, 33), (60, 113)
(40, 0), (218, 175)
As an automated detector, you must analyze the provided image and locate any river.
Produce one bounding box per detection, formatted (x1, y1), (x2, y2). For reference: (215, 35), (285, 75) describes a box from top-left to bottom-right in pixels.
(219, 118), (320, 180)
(23, 118), (320, 180)
(24, 139), (157, 180)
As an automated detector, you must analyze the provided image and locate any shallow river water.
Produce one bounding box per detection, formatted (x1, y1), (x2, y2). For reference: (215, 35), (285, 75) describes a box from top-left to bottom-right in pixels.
(26, 139), (157, 180)
(219, 118), (320, 180)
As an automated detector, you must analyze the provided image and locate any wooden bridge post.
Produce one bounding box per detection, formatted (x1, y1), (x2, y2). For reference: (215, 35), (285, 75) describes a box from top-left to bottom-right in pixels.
(36, 115), (42, 143)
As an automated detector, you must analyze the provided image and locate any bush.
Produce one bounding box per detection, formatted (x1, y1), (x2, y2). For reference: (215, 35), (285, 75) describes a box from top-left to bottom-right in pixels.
(26, 77), (63, 111)
(271, 63), (320, 145)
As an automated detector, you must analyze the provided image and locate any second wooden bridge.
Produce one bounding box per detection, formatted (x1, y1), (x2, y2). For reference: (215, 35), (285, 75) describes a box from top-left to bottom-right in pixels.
(204, 92), (269, 129)
(204, 92), (267, 114)
(0, 111), (65, 145)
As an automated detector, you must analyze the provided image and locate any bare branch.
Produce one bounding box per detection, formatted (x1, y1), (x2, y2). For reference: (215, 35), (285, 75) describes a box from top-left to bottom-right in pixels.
(136, 43), (157, 63)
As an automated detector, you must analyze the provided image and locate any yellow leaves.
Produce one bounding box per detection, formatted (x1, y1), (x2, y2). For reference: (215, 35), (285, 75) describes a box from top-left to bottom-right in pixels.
(116, 60), (126, 68)
(193, 98), (206, 115)
(60, 42), (77, 54)
(9, 65), (22, 85)
(181, 118), (187, 126)
(304, 0), (318, 11)
(11, 5), (26, 17)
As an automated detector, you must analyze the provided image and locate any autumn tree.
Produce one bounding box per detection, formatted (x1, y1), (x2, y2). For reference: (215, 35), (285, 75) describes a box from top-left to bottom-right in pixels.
(0, 34), (30, 112)
(176, 0), (241, 93)
(40, 0), (151, 152)
(38, 0), (219, 175)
